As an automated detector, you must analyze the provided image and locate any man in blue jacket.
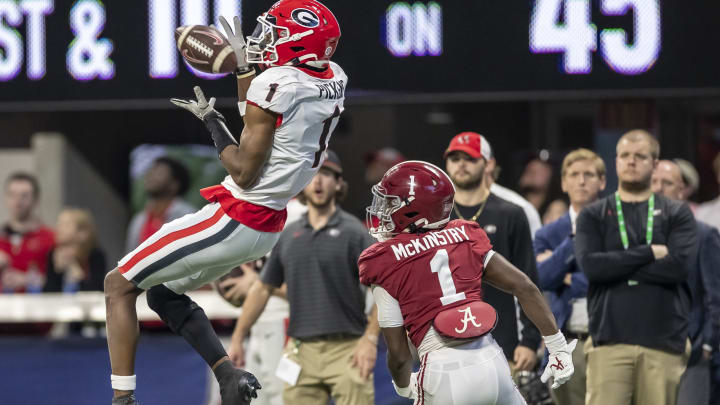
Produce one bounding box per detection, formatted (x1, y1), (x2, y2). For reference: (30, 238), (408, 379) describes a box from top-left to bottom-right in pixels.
(534, 148), (606, 405)
(652, 159), (720, 405)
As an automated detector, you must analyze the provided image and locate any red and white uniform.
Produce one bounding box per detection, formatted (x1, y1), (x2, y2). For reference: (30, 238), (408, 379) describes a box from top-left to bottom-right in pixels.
(359, 220), (526, 405)
(118, 64), (347, 294)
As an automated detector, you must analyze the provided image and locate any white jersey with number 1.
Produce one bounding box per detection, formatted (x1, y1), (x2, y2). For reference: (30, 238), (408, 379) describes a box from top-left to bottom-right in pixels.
(220, 62), (348, 210)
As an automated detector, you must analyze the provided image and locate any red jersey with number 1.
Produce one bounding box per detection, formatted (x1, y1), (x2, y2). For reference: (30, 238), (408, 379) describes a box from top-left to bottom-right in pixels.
(358, 219), (493, 347)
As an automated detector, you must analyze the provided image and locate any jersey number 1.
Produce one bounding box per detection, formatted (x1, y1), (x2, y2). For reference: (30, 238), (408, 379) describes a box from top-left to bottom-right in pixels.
(312, 106), (341, 168)
(430, 249), (466, 306)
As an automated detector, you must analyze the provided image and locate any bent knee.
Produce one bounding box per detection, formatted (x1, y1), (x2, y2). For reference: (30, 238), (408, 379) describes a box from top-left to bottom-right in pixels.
(104, 269), (140, 298)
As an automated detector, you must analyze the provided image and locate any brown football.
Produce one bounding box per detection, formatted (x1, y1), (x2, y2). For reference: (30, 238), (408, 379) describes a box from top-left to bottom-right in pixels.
(175, 25), (237, 74)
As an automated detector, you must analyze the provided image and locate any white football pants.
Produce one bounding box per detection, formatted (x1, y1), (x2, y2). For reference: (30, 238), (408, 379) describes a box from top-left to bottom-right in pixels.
(416, 335), (527, 405)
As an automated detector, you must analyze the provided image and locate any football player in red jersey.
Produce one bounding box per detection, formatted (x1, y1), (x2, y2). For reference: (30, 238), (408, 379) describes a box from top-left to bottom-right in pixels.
(359, 161), (577, 405)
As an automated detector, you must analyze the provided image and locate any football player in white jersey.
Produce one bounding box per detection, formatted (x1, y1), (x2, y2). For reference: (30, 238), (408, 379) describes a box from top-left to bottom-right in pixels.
(103, 1), (346, 404)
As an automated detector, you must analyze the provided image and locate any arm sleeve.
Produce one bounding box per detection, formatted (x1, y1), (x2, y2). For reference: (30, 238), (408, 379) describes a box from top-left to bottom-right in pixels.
(511, 213), (542, 350)
(575, 207), (654, 284)
(246, 72), (297, 115)
(632, 203), (697, 285)
(260, 238), (285, 288)
(371, 285), (404, 328)
(536, 235), (575, 290)
(700, 227), (720, 348)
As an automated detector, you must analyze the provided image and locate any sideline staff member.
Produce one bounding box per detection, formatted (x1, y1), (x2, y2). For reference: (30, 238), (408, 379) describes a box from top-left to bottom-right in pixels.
(575, 130), (697, 405)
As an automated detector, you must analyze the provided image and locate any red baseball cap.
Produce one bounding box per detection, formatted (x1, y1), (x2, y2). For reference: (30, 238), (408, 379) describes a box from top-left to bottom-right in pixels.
(444, 132), (492, 160)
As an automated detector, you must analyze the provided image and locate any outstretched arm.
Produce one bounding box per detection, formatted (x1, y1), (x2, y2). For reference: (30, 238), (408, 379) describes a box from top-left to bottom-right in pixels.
(484, 252), (558, 336)
(228, 279), (275, 367)
(483, 252), (577, 389)
(171, 86), (276, 190)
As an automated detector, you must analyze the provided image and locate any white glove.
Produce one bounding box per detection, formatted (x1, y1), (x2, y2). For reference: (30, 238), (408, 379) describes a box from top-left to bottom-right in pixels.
(392, 372), (418, 399)
(219, 15), (251, 73)
(170, 86), (221, 121)
(540, 332), (577, 389)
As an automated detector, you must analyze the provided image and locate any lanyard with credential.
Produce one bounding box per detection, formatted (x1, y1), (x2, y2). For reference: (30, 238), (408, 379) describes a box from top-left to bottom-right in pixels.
(615, 192), (654, 286)
(615, 192), (654, 249)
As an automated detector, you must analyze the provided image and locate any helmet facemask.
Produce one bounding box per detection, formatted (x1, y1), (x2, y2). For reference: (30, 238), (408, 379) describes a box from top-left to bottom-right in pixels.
(366, 184), (404, 241)
(246, 14), (286, 65)
(245, 13), (317, 66)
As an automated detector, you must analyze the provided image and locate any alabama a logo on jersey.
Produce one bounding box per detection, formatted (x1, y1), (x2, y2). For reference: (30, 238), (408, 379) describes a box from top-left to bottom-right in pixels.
(454, 305), (483, 333)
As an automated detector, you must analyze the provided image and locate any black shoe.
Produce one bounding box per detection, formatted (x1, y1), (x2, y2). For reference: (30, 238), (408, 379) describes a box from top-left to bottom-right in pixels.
(217, 365), (262, 405)
(111, 394), (139, 405)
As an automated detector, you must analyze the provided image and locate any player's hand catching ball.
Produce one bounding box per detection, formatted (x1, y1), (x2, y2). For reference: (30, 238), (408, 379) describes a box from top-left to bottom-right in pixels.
(171, 86), (223, 122)
(540, 332), (577, 389)
(219, 16), (252, 74)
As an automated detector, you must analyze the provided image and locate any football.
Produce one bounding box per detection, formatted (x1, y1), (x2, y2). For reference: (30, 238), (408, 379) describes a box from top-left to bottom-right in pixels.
(175, 25), (237, 74)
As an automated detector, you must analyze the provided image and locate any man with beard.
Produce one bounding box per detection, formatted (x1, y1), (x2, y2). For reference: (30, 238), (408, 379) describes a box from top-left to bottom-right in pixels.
(228, 150), (380, 405)
(444, 132), (542, 378)
(125, 157), (194, 251)
(575, 130), (697, 405)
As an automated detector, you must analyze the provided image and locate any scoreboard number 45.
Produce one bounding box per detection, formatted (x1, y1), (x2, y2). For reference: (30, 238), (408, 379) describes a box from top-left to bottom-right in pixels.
(529, 0), (661, 75)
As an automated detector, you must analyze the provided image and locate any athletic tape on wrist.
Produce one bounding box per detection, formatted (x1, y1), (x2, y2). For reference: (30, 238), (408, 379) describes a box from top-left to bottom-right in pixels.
(111, 374), (136, 390)
(392, 380), (412, 398)
(542, 330), (567, 354)
(238, 101), (247, 117)
(236, 69), (255, 79)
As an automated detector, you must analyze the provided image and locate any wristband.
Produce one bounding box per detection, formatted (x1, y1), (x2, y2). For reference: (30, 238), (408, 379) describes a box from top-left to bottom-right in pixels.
(111, 374), (136, 391)
(235, 68), (255, 79)
(392, 380), (412, 398)
(542, 331), (568, 354)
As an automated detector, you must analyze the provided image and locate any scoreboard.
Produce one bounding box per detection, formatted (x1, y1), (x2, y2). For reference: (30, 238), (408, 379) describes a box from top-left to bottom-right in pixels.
(0, 0), (719, 108)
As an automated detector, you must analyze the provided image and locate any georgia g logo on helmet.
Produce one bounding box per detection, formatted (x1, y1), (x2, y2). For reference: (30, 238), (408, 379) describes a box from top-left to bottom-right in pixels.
(291, 8), (320, 27)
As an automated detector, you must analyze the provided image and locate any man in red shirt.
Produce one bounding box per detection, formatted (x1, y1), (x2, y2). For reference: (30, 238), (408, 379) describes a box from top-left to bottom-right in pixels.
(359, 161), (577, 404)
(0, 172), (54, 293)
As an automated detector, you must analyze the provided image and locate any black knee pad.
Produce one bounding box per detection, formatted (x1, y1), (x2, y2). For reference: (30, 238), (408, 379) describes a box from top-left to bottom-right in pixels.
(146, 285), (201, 333)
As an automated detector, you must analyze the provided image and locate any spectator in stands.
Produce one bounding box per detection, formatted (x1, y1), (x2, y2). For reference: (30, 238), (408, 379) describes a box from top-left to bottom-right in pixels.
(534, 148), (606, 405)
(444, 132), (542, 378)
(652, 159), (720, 405)
(228, 150), (379, 405)
(519, 152), (565, 222)
(44, 208), (107, 293)
(360, 147), (405, 219)
(364, 147), (405, 185)
(674, 159), (701, 212)
(125, 156), (194, 251)
(575, 130), (697, 405)
(696, 151), (720, 230)
(0, 172), (54, 293)
(480, 137), (543, 239)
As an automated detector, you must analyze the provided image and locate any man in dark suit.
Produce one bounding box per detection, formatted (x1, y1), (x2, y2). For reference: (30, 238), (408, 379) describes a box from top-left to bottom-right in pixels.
(534, 148), (606, 405)
(652, 159), (720, 405)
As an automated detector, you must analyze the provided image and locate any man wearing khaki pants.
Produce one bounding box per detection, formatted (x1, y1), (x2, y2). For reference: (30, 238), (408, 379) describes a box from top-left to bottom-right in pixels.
(575, 130), (697, 405)
(228, 151), (379, 405)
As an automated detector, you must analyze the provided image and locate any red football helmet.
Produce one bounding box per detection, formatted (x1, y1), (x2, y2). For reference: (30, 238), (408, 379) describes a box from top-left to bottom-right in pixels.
(367, 161), (456, 240)
(246, 0), (341, 67)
